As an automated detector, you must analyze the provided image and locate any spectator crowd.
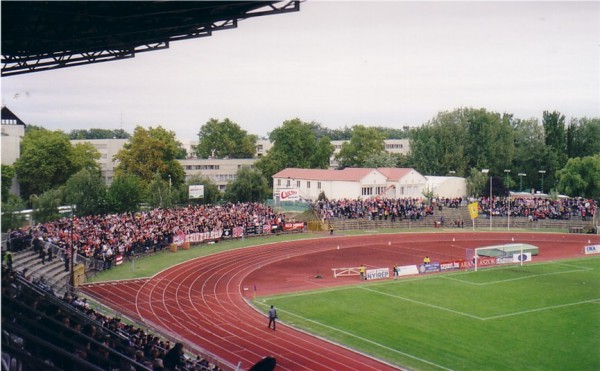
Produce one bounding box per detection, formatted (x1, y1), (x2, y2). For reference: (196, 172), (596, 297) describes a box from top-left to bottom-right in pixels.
(2, 264), (223, 370)
(6, 202), (287, 270)
(315, 196), (596, 223)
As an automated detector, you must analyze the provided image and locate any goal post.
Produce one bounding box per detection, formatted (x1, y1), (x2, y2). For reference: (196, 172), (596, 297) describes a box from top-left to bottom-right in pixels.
(473, 243), (536, 271)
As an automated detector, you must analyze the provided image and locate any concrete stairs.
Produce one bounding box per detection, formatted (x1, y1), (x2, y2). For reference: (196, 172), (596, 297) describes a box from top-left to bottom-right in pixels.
(11, 248), (70, 296)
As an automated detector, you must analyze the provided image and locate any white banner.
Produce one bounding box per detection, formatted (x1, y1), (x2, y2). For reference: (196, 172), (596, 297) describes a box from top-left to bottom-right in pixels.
(189, 185), (204, 199)
(279, 189), (300, 201)
(512, 252), (532, 263)
(366, 268), (390, 280)
(584, 245), (600, 255)
(397, 265), (419, 276)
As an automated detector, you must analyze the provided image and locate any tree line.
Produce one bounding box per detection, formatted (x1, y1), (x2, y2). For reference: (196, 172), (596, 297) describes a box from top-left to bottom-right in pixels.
(2, 107), (599, 231)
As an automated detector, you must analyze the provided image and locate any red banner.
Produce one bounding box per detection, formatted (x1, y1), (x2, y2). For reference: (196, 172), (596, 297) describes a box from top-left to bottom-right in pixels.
(284, 222), (305, 231)
(459, 257), (497, 269)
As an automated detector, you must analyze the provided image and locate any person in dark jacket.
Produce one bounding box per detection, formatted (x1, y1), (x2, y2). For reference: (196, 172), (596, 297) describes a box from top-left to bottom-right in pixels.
(162, 342), (184, 370)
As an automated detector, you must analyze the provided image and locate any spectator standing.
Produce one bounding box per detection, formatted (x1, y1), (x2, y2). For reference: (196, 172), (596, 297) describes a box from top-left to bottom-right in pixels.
(4, 251), (13, 270)
(162, 342), (185, 370)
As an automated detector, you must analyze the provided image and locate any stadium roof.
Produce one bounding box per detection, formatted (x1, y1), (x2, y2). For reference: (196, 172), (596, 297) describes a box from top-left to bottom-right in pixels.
(1, 1), (300, 77)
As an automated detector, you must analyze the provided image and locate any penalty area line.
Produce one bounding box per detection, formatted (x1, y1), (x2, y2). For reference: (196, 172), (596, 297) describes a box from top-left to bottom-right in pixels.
(279, 308), (453, 371)
(482, 298), (600, 320)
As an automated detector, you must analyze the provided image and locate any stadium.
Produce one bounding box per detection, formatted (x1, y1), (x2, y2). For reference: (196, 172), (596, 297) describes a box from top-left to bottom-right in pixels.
(74, 230), (598, 370)
(2, 2), (599, 370)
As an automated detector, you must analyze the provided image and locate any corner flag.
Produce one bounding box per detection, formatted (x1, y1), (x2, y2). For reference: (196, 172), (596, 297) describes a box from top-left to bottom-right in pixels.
(468, 202), (479, 220)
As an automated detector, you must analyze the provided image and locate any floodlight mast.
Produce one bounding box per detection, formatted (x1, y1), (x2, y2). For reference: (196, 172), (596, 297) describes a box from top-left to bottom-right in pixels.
(481, 169), (491, 231)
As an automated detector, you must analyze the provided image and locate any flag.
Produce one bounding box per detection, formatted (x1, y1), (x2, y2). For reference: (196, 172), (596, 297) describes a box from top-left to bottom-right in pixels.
(468, 202), (479, 219)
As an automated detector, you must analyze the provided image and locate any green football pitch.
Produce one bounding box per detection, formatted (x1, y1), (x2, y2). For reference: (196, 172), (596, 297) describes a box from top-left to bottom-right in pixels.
(256, 257), (600, 370)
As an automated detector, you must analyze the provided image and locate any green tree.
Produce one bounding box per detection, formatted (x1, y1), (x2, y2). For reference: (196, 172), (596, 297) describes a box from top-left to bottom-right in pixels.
(64, 169), (107, 216)
(69, 128), (131, 140)
(31, 189), (63, 224)
(1, 195), (27, 232)
(224, 167), (270, 202)
(409, 113), (468, 176)
(556, 155), (600, 198)
(463, 109), (514, 174)
(106, 174), (145, 213)
(256, 118), (333, 185)
(511, 118), (545, 191)
(14, 128), (74, 201)
(114, 126), (186, 187)
(541, 110), (568, 190)
(335, 125), (386, 168)
(147, 173), (172, 208)
(1, 164), (16, 203)
(566, 117), (600, 158)
(409, 108), (514, 177)
(71, 141), (101, 174)
(363, 152), (401, 168)
(194, 118), (257, 159)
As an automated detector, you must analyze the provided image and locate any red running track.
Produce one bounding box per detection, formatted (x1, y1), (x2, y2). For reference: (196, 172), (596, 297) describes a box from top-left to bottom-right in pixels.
(80, 232), (598, 370)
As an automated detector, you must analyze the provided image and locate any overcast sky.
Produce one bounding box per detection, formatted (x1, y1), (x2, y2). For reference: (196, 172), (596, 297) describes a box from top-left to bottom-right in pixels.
(2, 1), (599, 141)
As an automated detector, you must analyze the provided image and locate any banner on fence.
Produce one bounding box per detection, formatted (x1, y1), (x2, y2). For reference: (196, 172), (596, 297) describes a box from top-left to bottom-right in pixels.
(439, 260), (461, 271)
(366, 268), (390, 280)
(512, 252), (532, 263)
(397, 265), (419, 276)
(173, 231), (186, 246)
(584, 244), (599, 255)
(419, 262), (441, 274)
(284, 222), (305, 231)
(459, 257), (497, 269)
(185, 229), (222, 244)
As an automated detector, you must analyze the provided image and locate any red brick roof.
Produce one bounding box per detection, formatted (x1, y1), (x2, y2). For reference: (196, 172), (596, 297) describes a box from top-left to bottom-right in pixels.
(273, 168), (378, 181)
(376, 167), (414, 181)
(273, 167), (416, 181)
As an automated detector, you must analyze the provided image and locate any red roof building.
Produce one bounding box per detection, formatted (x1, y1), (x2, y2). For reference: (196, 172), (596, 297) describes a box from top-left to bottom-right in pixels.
(272, 167), (428, 201)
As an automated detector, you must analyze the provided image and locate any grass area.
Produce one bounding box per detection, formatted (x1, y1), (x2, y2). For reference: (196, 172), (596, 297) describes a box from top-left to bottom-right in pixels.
(255, 257), (600, 371)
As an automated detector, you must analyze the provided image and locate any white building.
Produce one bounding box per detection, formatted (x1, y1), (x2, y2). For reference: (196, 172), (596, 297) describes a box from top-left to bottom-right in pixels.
(2, 106), (27, 195)
(329, 138), (409, 168)
(71, 139), (128, 185)
(179, 158), (257, 192)
(424, 176), (467, 198)
(1, 106), (26, 166)
(272, 167), (429, 202)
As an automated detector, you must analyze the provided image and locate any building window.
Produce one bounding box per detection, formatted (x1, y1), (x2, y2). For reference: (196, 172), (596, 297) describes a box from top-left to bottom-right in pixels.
(376, 186), (386, 195)
(307, 181), (311, 189)
(361, 187), (373, 196)
(400, 186), (404, 195)
(286, 179), (291, 187)
(317, 182), (321, 189)
(277, 179), (281, 186)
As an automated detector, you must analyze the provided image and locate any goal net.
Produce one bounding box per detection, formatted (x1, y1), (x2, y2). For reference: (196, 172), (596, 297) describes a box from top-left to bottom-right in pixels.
(471, 243), (538, 271)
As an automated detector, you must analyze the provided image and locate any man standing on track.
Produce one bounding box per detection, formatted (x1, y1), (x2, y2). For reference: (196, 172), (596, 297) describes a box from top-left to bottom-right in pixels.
(268, 305), (278, 331)
(359, 264), (366, 280)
